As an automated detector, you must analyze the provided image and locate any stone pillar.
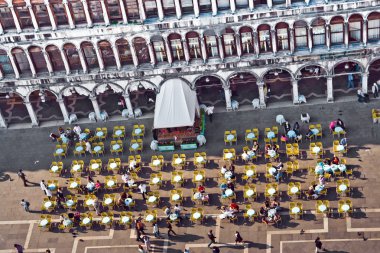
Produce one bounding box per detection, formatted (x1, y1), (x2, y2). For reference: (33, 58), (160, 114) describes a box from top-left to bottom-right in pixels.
(211, 0), (217, 16)
(26, 4), (40, 31)
(174, 0), (182, 19)
(77, 48), (88, 73)
(286, 0), (291, 8)
(289, 27), (295, 54)
(305, 0), (310, 5)
(164, 38), (173, 65)
(130, 44), (139, 67)
(57, 98), (69, 123)
(119, 0), (128, 24)
(60, 48), (71, 75)
(193, 0), (200, 17)
(0, 68), (3, 79)
(271, 30), (277, 55)
(362, 72), (369, 94)
(327, 76), (333, 102)
(267, 0), (273, 8)
(8, 52), (20, 79)
(248, 0), (254, 11)
(0, 23), (3, 35)
(257, 81), (266, 107)
(45, 1), (57, 30)
(42, 49), (54, 75)
(308, 26), (313, 52)
(25, 51), (37, 78)
(363, 19), (367, 47)
(235, 34), (242, 58)
(81, 0), (93, 27)
(156, 0), (164, 21)
(224, 88), (232, 110)
(147, 42), (156, 66)
(25, 101), (39, 126)
(0, 108), (7, 128)
(100, 0), (110, 25)
(326, 24), (331, 51)
(111, 45), (121, 70)
(182, 39), (190, 64)
(63, 0), (75, 29)
(90, 95), (102, 120)
(94, 45), (105, 71)
(9, 6), (22, 33)
(230, 0), (236, 13)
(344, 21), (349, 49)
(292, 79), (299, 104)
(123, 93), (134, 117)
(137, 0), (146, 21)
(217, 35), (225, 61)
(200, 35), (208, 63)
(253, 31), (260, 57)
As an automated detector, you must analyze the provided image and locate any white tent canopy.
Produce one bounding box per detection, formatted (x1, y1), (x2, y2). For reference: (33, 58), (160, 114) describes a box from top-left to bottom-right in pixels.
(154, 79), (200, 129)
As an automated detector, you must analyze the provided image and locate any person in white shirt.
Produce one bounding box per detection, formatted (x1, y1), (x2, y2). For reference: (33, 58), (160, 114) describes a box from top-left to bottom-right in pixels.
(205, 106), (214, 123)
(85, 141), (91, 153)
(121, 173), (130, 184)
(73, 125), (81, 136)
(138, 183), (147, 200)
(40, 180), (47, 195)
(127, 178), (136, 188)
(46, 188), (53, 199)
(129, 160), (137, 171)
(220, 166), (227, 174)
(372, 82), (379, 98)
(241, 150), (249, 162)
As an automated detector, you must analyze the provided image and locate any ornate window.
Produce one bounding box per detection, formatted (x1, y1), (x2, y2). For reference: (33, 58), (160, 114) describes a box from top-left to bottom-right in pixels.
(29, 46), (48, 73)
(63, 43), (82, 70)
(294, 21), (308, 49)
(81, 42), (99, 69)
(143, 0), (158, 18)
(169, 34), (184, 61)
(45, 45), (65, 72)
(312, 19), (326, 46)
(50, 0), (68, 26)
(14, 1), (33, 28)
(276, 23), (289, 51)
(133, 37), (150, 64)
(70, 0), (87, 24)
(330, 17), (344, 45)
(181, 0), (193, 14)
(258, 24), (271, 53)
(0, 3), (16, 29)
(240, 27), (254, 55)
(98, 40), (116, 67)
(186, 32), (201, 59)
(116, 39), (133, 65)
(348, 15), (362, 43)
(368, 12), (380, 42)
(223, 29), (236, 56)
(205, 35), (219, 57)
(125, 0), (139, 21)
(31, 0), (50, 27)
(12, 48), (31, 75)
(107, 0), (123, 22)
(0, 49), (14, 76)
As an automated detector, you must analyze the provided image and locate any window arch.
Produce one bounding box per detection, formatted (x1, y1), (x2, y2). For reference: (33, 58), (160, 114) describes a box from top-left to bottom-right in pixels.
(258, 24), (271, 53)
(168, 33), (184, 61)
(98, 40), (116, 68)
(276, 22), (289, 51)
(368, 12), (380, 42)
(0, 49), (15, 77)
(69, 0), (87, 24)
(28, 46), (48, 73)
(311, 18), (326, 47)
(239, 26), (254, 55)
(50, 0), (68, 26)
(31, 0), (51, 28)
(151, 35), (167, 62)
(115, 39), (133, 66)
(204, 31), (219, 58)
(107, 0), (123, 23)
(133, 37), (150, 64)
(222, 28), (236, 56)
(125, 0), (139, 21)
(294, 20), (308, 50)
(13, 0), (33, 29)
(330, 16), (344, 46)
(181, 0), (193, 14)
(88, 0), (104, 23)
(63, 43), (82, 70)
(348, 14), (363, 43)
(186, 32), (201, 60)
(45, 45), (65, 72)
(143, 0), (158, 18)
(11, 47), (31, 75)
(0, 2), (16, 30)
(81, 42), (98, 69)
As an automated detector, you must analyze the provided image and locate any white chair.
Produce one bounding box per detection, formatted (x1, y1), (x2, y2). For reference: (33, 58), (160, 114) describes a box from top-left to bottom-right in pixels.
(231, 100), (239, 111)
(69, 114), (78, 124)
(252, 99), (260, 109)
(134, 108), (142, 118)
(100, 110), (109, 121)
(89, 112), (96, 122)
(122, 109), (129, 118)
(197, 135), (206, 146)
(301, 113), (310, 123)
(150, 140), (158, 151)
(276, 115), (286, 125)
(298, 95), (307, 104)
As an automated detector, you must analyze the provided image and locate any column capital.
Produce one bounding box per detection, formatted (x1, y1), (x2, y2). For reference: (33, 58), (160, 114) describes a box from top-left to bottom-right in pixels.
(89, 95), (97, 100)
(122, 93), (130, 98)
(257, 81), (264, 86)
(56, 98), (65, 103)
(44, 0), (50, 5)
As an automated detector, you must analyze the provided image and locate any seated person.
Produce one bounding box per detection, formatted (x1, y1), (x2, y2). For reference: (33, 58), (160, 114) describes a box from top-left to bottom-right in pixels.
(284, 121), (291, 133)
(121, 173), (130, 184)
(164, 206), (171, 218)
(220, 165), (227, 174)
(271, 199), (280, 211)
(280, 134), (289, 142)
(127, 178), (137, 188)
(329, 121), (336, 132)
(273, 145), (279, 153)
(293, 122), (300, 132)
(340, 137), (347, 146)
(323, 158), (331, 166)
(230, 165), (236, 173)
(117, 192), (127, 206)
(332, 155), (340, 165)
(265, 144), (271, 153)
(264, 200), (270, 209)
(229, 202), (239, 212)
(95, 180), (101, 191)
(259, 206), (267, 217)
(227, 181), (235, 192)
(241, 150), (249, 161)
(129, 160), (137, 171)
(220, 182), (227, 191)
(252, 141), (259, 152)
(305, 129), (315, 139)
(318, 175), (326, 185)
(295, 134), (302, 142)
(198, 184), (205, 193)
(336, 118), (345, 130)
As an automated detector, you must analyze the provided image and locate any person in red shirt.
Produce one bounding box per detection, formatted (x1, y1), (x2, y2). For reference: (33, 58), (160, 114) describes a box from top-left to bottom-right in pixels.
(332, 155), (340, 165)
(198, 184), (205, 193)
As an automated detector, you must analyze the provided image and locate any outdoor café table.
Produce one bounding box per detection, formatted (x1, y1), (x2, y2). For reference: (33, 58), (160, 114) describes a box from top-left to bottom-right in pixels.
(247, 151), (255, 158)
(195, 174), (203, 181)
(39, 219), (49, 227)
(112, 144), (120, 150)
(44, 201), (53, 209)
(224, 153), (233, 159)
(93, 146), (102, 152)
(82, 217), (91, 224)
(169, 214), (178, 221)
(72, 164), (81, 171)
(313, 147), (321, 154)
(267, 188), (276, 196)
(134, 128), (142, 135)
(125, 198), (133, 206)
(268, 150), (276, 158)
(48, 183), (57, 191)
(339, 184), (348, 192)
(86, 199), (95, 206)
(224, 171), (233, 179)
(75, 146), (84, 152)
(246, 189), (254, 197)
(193, 192), (202, 200)
(225, 189), (234, 197)
(121, 216), (130, 223)
(311, 128), (319, 135)
(174, 175), (182, 182)
(115, 130), (123, 136)
(51, 166), (59, 172)
(107, 180), (115, 187)
(56, 148), (64, 154)
(63, 219), (72, 227)
(341, 204), (350, 212)
(267, 131), (275, 139)
(91, 163), (100, 170)
(69, 181), (79, 189)
(171, 194), (180, 201)
(152, 177), (160, 184)
(175, 158), (182, 165)
(101, 216), (111, 224)
(96, 131), (104, 137)
(246, 169), (254, 177)
(193, 212), (201, 220)
(314, 185), (325, 194)
(104, 197), (113, 205)
(246, 133), (255, 140)
(196, 156), (204, 163)
(226, 134), (234, 141)
(318, 204), (327, 212)
(148, 196), (157, 203)
(287, 130), (296, 138)
(145, 214), (154, 222)
(79, 133), (88, 140)
(66, 199), (74, 207)
(131, 143), (139, 150)
(269, 167), (277, 175)
(337, 145), (345, 152)
(110, 162), (117, 169)
(247, 209), (255, 217)
(334, 127), (344, 133)
(292, 206), (301, 214)
(152, 160), (161, 166)
(290, 186), (299, 194)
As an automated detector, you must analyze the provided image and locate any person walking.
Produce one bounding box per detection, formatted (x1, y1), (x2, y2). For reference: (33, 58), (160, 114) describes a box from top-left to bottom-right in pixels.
(17, 170), (30, 187)
(315, 237), (326, 252)
(372, 82), (379, 98)
(20, 199), (30, 212)
(347, 74), (354, 89)
(138, 183), (147, 200)
(137, 245), (145, 253)
(14, 244), (23, 253)
(143, 235), (151, 252)
(167, 221), (176, 236)
(40, 180), (47, 195)
(153, 222), (160, 238)
(205, 106), (214, 123)
(234, 231), (243, 244)
(212, 246), (220, 253)
(208, 230), (217, 248)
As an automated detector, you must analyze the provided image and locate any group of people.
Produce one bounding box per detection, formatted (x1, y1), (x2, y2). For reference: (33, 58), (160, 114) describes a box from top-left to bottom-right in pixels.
(219, 202), (239, 221)
(259, 199), (282, 225)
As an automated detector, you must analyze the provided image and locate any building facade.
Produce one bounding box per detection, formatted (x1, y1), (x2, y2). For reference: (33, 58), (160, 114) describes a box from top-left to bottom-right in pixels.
(0, 0), (380, 127)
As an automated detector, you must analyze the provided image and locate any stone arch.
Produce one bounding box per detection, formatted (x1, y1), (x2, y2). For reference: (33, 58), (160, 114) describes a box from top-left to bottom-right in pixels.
(332, 59), (364, 74)
(295, 63), (328, 78)
(193, 73), (227, 89)
(92, 82), (125, 96)
(260, 67), (294, 80)
(366, 56), (380, 72)
(158, 77), (194, 90)
(226, 70), (261, 85)
(58, 84), (91, 99)
(126, 80), (159, 93)
(25, 87), (58, 103)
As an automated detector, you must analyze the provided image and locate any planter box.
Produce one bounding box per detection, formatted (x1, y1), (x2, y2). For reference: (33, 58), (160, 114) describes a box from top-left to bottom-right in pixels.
(158, 145), (175, 152)
(181, 143), (198, 150)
